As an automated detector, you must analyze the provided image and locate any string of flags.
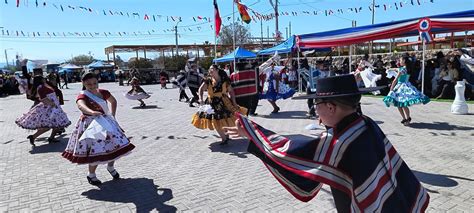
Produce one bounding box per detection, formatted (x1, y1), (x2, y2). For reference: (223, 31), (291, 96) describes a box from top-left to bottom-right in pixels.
(4, 0), (212, 24)
(4, 0), (436, 26)
(252, 0), (436, 21)
(0, 26), (217, 39)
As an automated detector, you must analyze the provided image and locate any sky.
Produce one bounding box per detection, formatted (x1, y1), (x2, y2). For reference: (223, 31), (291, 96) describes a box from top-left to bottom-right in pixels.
(0, 0), (473, 64)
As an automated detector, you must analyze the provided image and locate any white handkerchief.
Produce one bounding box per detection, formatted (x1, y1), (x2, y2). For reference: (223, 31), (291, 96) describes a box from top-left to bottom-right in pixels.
(79, 116), (115, 141)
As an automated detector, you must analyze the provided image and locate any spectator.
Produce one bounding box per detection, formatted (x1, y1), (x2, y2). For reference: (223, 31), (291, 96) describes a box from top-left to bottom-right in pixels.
(435, 60), (459, 99)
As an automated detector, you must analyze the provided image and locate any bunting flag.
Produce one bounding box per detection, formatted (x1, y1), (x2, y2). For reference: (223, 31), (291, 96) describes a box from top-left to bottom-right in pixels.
(234, 0), (251, 24)
(418, 18), (433, 43)
(214, 0), (222, 36)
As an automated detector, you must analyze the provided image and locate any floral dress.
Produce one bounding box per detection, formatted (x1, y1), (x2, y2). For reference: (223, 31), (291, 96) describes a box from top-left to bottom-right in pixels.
(63, 89), (135, 165)
(191, 79), (247, 130)
(383, 67), (430, 107)
(15, 85), (71, 129)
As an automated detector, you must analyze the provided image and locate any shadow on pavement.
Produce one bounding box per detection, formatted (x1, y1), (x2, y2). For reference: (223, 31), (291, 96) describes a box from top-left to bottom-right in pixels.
(82, 178), (176, 213)
(412, 170), (471, 187)
(208, 139), (249, 158)
(131, 105), (161, 109)
(408, 122), (474, 131)
(260, 111), (309, 120)
(29, 137), (68, 154)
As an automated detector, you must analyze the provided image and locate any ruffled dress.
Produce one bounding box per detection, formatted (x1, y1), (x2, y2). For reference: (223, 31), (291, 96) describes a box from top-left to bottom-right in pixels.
(383, 67), (430, 107)
(15, 85), (71, 129)
(191, 80), (247, 130)
(259, 66), (295, 101)
(63, 89), (135, 165)
(124, 80), (150, 100)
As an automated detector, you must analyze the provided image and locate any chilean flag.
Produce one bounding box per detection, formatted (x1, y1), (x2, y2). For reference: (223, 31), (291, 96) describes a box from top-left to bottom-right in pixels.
(214, 0), (222, 36)
(235, 0), (251, 24)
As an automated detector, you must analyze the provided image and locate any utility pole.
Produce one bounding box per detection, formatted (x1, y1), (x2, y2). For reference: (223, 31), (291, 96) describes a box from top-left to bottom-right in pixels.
(175, 25), (179, 57)
(267, 26), (269, 44)
(4, 49), (9, 68)
(269, 0), (280, 41)
(260, 19), (264, 48)
(369, 0), (375, 54)
(285, 27), (288, 40)
(289, 22), (292, 37)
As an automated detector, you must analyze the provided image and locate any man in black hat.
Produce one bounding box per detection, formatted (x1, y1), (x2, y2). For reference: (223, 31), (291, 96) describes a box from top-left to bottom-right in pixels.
(224, 74), (429, 212)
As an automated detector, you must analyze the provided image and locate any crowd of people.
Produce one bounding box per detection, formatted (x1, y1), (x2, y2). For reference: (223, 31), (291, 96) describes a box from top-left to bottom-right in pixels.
(300, 48), (474, 101)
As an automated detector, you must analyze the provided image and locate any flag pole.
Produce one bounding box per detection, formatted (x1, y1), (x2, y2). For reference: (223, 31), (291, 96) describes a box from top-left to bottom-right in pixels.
(232, 0), (236, 70)
(214, 32), (217, 63)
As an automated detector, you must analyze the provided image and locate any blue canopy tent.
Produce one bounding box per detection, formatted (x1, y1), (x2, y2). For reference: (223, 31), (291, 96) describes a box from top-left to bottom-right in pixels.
(258, 35), (331, 55)
(87, 61), (114, 69)
(213, 47), (257, 63)
(258, 35), (296, 55)
(58, 69), (75, 74)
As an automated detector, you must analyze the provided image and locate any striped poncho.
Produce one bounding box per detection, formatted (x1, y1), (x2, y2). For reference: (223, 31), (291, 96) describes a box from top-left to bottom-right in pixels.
(237, 113), (429, 212)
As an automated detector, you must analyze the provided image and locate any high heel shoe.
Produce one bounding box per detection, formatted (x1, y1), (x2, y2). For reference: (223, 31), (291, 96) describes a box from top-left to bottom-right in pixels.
(108, 169), (120, 180)
(87, 176), (102, 186)
(48, 137), (59, 143)
(405, 117), (412, 125)
(219, 136), (230, 146)
(27, 135), (35, 146)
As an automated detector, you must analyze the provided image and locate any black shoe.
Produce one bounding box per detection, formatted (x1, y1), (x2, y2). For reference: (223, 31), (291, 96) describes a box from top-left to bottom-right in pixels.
(407, 117), (412, 123)
(219, 137), (230, 145)
(189, 103), (195, 107)
(108, 169), (120, 180)
(87, 176), (102, 186)
(271, 107), (280, 114)
(27, 135), (35, 146)
(401, 119), (407, 124)
(48, 137), (59, 143)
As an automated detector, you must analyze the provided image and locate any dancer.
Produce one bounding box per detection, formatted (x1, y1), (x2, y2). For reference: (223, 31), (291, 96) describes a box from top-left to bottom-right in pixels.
(191, 65), (247, 145)
(160, 75), (167, 89)
(15, 76), (71, 146)
(384, 56), (430, 125)
(259, 53), (295, 113)
(62, 73), (135, 186)
(172, 70), (190, 102)
(187, 63), (203, 107)
(224, 75), (429, 212)
(125, 77), (150, 107)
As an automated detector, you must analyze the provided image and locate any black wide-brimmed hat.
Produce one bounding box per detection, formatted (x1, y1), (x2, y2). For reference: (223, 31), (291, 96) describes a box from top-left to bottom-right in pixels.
(293, 74), (385, 100)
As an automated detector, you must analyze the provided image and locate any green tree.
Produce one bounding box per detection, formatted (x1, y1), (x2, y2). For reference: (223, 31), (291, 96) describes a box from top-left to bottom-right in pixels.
(218, 22), (252, 46)
(67, 54), (95, 66)
(115, 55), (124, 67)
(199, 57), (214, 71)
(156, 55), (188, 71)
(128, 58), (153, 69)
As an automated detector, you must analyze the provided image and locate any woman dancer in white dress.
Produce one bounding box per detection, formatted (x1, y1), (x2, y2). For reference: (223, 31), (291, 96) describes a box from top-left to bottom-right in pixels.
(63, 73), (135, 186)
(15, 76), (71, 146)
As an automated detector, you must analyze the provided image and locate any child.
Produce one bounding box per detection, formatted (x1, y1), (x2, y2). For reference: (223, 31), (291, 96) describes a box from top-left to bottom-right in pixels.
(125, 77), (150, 107)
(160, 75), (167, 89)
(62, 73), (135, 186)
(383, 56), (430, 125)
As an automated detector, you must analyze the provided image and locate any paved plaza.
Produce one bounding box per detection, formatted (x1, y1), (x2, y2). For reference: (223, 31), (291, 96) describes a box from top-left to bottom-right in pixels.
(0, 82), (473, 212)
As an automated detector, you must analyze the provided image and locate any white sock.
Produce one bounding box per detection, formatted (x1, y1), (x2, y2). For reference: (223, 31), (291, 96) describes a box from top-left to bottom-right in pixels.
(107, 166), (116, 173)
